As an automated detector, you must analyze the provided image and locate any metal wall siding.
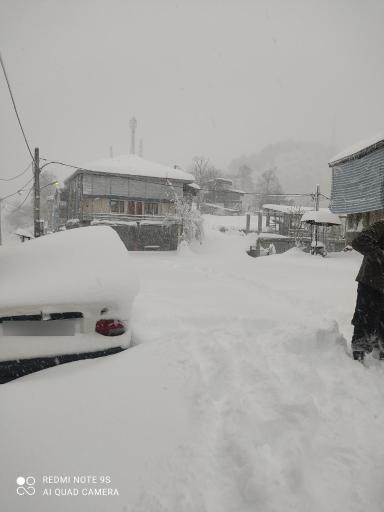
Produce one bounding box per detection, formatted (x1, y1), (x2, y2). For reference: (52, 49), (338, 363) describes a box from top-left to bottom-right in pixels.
(330, 146), (384, 214)
(88, 176), (107, 195)
(146, 182), (169, 200)
(111, 177), (129, 196)
(129, 179), (146, 197)
(83, 174), (93, 195)
(81, 173), (184, 201)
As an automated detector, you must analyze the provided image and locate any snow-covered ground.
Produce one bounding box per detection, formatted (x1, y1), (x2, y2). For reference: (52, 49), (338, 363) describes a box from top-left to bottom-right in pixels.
(203, 213), (260, 232)
(1, 223), (384, 512)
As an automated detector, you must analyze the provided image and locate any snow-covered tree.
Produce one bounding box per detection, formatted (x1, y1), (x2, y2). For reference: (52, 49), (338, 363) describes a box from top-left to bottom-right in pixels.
(165, 179), (204, 245)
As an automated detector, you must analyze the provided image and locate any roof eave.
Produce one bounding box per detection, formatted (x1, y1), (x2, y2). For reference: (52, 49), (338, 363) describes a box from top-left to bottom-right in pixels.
(328, 139), (384, 167)
(64, 168), (194, 184)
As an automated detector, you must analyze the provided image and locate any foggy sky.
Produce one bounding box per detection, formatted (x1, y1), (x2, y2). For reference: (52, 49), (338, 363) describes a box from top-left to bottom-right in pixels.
(1, 0), (384, 196)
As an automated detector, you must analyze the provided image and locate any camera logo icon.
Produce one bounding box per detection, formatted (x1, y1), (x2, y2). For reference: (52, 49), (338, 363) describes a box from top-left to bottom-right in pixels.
(16, 476), (36, 496)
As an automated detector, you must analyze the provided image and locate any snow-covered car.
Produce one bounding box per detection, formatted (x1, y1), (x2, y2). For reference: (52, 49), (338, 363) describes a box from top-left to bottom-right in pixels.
(0, 226), (139, 383)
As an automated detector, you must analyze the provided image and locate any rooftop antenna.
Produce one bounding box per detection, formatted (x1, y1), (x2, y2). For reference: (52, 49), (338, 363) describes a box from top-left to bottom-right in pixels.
(129, 116), (137, 154)
(139, 139), (143, 158)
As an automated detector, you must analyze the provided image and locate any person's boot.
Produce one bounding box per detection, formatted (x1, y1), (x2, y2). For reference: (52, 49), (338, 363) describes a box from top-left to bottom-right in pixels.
(353, 350), (365, 362)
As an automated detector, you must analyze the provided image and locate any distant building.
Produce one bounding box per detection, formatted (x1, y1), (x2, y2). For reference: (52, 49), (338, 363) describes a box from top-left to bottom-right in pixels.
(262, 203), (344, 250)
(262, 204), (312, 236)
(59, 154), (196, 227)
(201, 178), (244, 215)
(329, 133), (384, 242)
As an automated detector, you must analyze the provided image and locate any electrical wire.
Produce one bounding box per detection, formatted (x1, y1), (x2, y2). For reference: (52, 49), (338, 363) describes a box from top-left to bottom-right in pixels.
(0, 53), (34, 162)
(39, 157), (314, 197)
(0, 161), (32, 182)
(9, 185), (34, 211)
(0, 176), (33, 201)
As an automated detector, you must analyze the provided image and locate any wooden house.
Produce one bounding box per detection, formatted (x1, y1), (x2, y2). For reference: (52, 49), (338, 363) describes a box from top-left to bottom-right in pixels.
(61, 154), (196, 226)
(329, 133), (384, 242)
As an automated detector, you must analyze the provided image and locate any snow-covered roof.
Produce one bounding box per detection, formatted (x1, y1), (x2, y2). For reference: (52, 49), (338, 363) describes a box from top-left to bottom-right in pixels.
(186, 182), (201, 190)
(68, 154), (194, 182)
(202, 203), (240, 213)
(207, 178), (233, 185)
(0, 226), (139, 317)
(329, 132), (384, 166)
(262, 204), (313, 214)
(301, 210), (341, 225)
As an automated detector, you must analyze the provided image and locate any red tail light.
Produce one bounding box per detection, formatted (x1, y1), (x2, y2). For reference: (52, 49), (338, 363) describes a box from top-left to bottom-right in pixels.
(95, 319), (126, 336)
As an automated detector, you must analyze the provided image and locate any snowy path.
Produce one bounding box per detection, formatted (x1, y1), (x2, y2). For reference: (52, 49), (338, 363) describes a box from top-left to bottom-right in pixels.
(131, 233), (384, 512)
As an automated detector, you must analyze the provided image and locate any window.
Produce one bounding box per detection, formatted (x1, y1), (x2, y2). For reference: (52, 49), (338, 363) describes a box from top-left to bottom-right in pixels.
(144, 203), (159, 215)
(135, 202), (143, 215)
(127, 201), (135, 215)
(110, 200), (125, 213)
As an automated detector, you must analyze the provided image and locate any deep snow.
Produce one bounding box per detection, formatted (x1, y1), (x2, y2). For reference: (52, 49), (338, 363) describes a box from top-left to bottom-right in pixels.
(1, 223), (384, 512)
(0, 226), (139, 316)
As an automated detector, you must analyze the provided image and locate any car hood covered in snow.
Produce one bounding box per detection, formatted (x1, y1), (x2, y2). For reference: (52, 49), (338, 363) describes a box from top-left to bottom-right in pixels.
(0, 226), (139, 318)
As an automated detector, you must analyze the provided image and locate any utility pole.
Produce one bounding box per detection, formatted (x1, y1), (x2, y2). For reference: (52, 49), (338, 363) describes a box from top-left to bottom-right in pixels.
(34, 147), (40, 238)
(0, 199), (2, 246)
(313, 184), (320, 253)
(245, 212), (251, 234)
(315, 184), (320, 212)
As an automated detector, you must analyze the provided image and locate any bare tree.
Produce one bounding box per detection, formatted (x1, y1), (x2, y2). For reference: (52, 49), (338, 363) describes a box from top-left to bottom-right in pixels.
(255, 167), (284, 209)
(191, 156), (221, 188)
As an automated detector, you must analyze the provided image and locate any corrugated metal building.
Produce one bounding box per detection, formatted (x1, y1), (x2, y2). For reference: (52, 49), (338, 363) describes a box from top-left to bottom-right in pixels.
(329, 133), (384, 242)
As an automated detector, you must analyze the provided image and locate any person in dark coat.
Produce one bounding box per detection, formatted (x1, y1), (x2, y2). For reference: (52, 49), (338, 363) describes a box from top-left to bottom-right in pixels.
(351, 220), (384, 361)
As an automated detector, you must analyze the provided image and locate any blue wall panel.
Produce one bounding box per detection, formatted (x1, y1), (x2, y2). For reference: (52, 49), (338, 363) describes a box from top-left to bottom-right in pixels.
(330, 146), (384, 214)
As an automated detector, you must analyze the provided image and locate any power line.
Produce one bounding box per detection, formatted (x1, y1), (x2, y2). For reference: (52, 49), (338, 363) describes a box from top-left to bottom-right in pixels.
(1, 176), (33, 201)
(39, 157), (314, 197)
(9, 185), (34, 212)
(0, 53), (34, 162)
(0, 161), (32, 182)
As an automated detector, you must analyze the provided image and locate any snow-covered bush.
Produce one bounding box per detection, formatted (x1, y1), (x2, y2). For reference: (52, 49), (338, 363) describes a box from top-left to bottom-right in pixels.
(166, 179), (204, 244)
